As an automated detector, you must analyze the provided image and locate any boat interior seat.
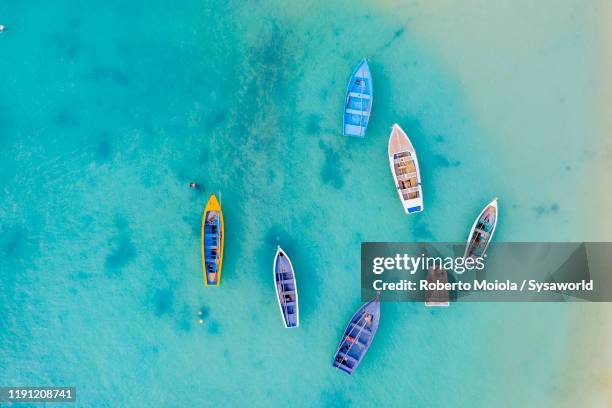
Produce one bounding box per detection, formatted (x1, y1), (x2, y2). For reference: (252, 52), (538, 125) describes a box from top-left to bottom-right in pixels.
(345, 108), (369, 116)
(349, 91), (371, 99)
(333, 361), (353, 372)
(349, 321), (372, 333)
(337, 352), (358, 364)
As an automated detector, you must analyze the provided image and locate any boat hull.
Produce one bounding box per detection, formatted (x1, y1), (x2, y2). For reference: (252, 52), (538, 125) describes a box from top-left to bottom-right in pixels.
(332, 298), (380, 375)
(464, 198), (498, 259)
(343, 59), (373, 138)
(273, 247), (299, 328)
(388, 124), (424, 214)
(201, 194), (224, 286)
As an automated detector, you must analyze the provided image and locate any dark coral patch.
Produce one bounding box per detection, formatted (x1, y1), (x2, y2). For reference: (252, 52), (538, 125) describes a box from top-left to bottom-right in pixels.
(534, 203), (560, 217)
(319, 140), (345, 189)
(45, 32), (80, 58)
(68, 18), (81, 30)
(433, 154), (460, 168)
(53, 108), (77, 127)
(182, 214), (201, 238)
(104, 235), (136, 274)
(381, 27), (406, 49)
(392, 28), (405, 41)
(153, 289), (173, 316)
(114, 216), (129, 230)
(306, 114), (321, 135)
(96, 139), (113, 162)
(86, 66), (131, 87)
(207, 320), (221, 335)
(1, 226), (25, 258)
(175, 306), (192, 332)
(207, 109), (228, 128)
(413, 220), (434, 240)
(320, 389), (352, 407)
(264, 224), (296, 250)
(267, 169), (276, 184)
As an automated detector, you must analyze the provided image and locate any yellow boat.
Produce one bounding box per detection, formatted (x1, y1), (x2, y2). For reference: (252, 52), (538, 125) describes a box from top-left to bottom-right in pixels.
(201, 193), (224, 286)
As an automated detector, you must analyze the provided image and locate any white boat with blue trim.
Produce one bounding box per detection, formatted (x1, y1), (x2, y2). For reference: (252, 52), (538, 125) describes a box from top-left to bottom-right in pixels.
(464, 198), (498, 259)
(273, 246), (299, 328)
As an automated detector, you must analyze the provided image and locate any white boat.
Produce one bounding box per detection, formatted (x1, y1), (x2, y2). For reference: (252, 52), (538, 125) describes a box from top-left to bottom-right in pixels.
(388, 124), (424, 214)
(273, 246), (299, 328)
(464, 198), (498, 259)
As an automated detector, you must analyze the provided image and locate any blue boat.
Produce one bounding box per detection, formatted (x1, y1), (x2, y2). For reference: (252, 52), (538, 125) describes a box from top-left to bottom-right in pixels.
(273, 246), (299, 328)
(332, 297), (380, 375)
(343, 58), (373, 137)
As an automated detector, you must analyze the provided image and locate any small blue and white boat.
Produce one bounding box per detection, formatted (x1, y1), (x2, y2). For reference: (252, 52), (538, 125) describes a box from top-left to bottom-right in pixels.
(343, 58), (373, 137)
(273, 246), (299, 328)
(332, 297), (380, 375)
(464, 198), (498, 259)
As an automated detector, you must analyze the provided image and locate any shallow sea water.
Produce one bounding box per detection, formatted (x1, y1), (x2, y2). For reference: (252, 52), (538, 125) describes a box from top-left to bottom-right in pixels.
(0, 1), (610, 407)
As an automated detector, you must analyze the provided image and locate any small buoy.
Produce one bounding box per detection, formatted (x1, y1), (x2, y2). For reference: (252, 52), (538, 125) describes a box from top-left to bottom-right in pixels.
(198, 319), (203, 324)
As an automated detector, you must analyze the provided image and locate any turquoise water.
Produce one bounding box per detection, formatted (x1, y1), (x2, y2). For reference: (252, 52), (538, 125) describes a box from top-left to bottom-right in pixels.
(0, 1), (608, 406)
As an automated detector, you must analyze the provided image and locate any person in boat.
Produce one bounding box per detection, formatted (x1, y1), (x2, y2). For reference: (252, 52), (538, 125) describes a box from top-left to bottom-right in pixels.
(210, 249), (218, 261)
(347, 335), (355, 343)
(207, 212), (218, 223)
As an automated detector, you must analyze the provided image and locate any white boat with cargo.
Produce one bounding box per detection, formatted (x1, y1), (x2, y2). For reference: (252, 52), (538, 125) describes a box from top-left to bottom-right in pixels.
(388, 124), (424, 214)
